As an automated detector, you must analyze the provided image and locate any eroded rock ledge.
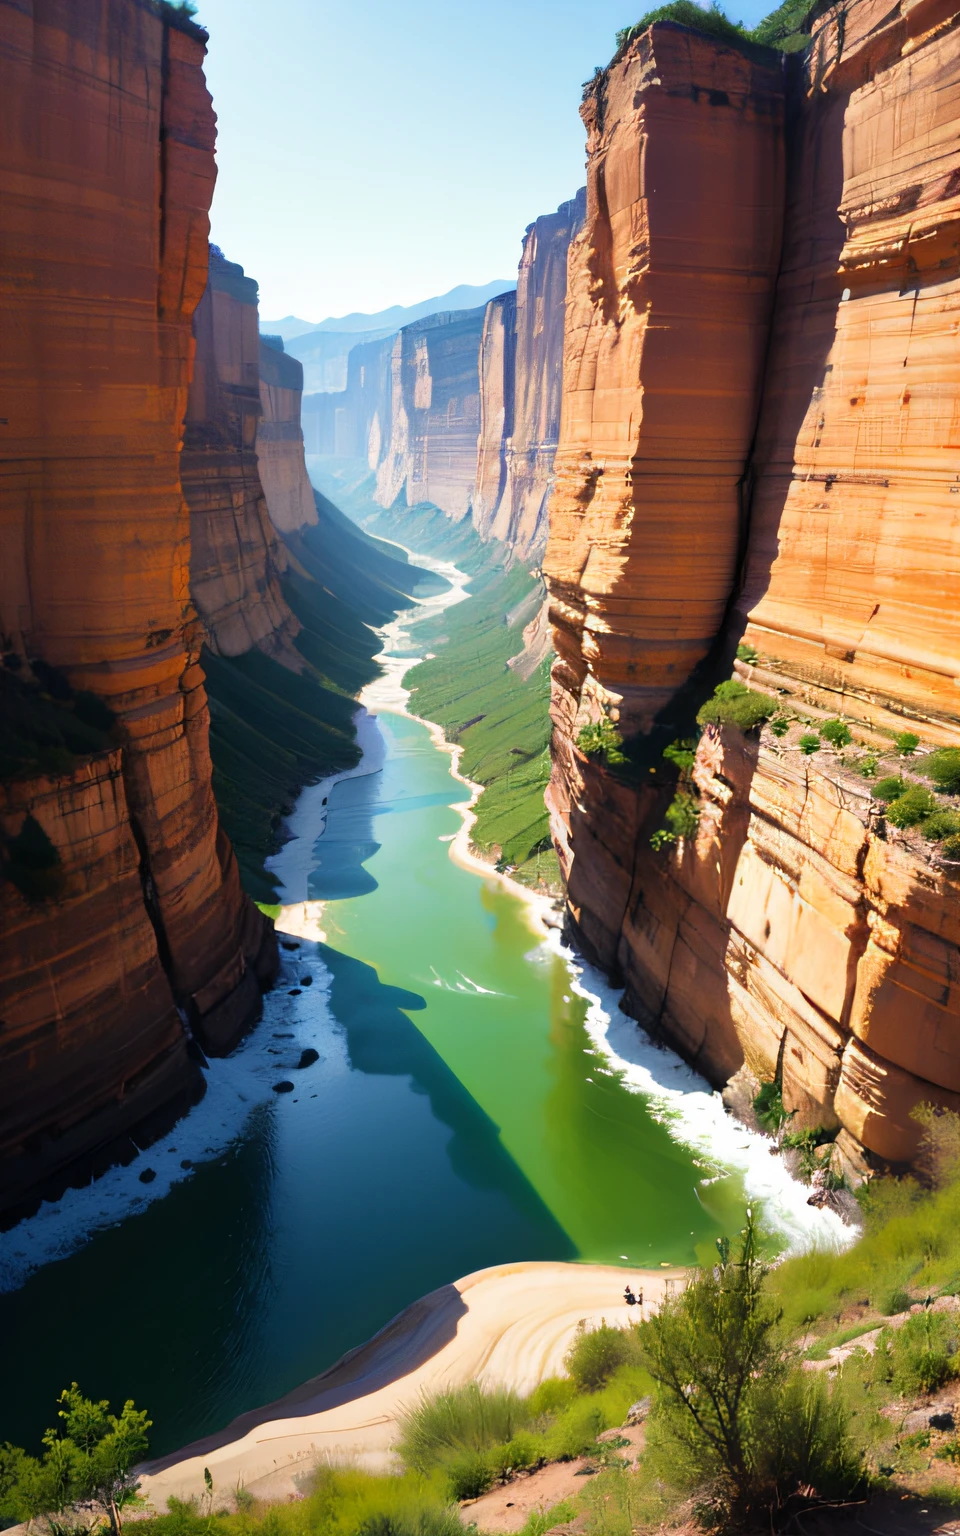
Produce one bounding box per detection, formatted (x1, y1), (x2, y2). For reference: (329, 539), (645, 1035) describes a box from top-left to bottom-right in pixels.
(544, 3), (960, 1170)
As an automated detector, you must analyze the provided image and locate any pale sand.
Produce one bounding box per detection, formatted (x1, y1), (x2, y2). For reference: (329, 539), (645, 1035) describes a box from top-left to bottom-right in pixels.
(139, 1261), (685, 1509)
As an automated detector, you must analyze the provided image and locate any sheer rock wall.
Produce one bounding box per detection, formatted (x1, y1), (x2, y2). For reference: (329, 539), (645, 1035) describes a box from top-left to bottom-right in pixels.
(183, 251), (302, 662)
(474, 191), (587, 562)
(0, 0), (275, 1221)
(257, 336), (318, 535)
(545, 5), (960, 1169)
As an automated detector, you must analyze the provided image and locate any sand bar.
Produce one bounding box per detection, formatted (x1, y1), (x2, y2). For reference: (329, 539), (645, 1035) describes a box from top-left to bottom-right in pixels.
(140, 1260), (685, 1507)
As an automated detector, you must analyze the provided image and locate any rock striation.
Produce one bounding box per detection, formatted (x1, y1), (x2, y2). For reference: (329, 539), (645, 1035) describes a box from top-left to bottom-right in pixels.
(474, 192), (587, 562)
(257, 335), (319, 535)
(183, 251), (302, 662)
(0, 0), (275, 1222)
(544, 5), (960, 1170)
(375, 308), (488, 522)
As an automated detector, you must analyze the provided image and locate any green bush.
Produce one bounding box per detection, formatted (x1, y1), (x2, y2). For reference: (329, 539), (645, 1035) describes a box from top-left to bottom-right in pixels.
(736, 642), (759, 663)
(886, 785), (938, 828)
(922, 809), (960, 841)
(753, 1079), (790, 1135)
(396, 1383), (533, 1474)
(871, 776), (905, 802)
(565, 1322), (640, 1393)
(769, 713), (790, 737)
(662, 739), (696, 773)
(445, 1451), (493, 1501)
(924, 747), (960, 795)
(616, 2), (748, 53)
(943, 834), (960, 860)
(888, 1311), (960, 1397)
(821, 718), (853, 748)
(541, 1399), (606, 1462)
(696, 679), (777, 733)
(577, 719), (627, 766)
(799, 732), (821, 755)
(858, 754), (879, 777)
(664, 790), (699, 841)
(895, 731), (920, 756)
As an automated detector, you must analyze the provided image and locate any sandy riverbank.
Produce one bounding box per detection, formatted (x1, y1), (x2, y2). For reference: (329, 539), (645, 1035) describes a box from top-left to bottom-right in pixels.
(139, 1260), (684, 1509)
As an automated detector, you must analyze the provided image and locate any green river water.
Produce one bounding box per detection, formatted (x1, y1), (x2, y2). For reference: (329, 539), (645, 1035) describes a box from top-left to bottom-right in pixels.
(0, 558), (834, 1457)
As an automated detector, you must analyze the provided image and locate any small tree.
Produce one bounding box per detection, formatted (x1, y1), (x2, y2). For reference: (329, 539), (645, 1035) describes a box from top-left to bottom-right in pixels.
(637, 1214), (863, 1526)
(0, 1386), (150, 1535)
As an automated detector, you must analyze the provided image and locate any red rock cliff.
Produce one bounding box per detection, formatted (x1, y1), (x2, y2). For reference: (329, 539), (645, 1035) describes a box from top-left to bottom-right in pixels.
(474, 191), (587, 562)
(0, 0), (274, 1221)
(257, 335), (318, 535)
(545, 5), (960, 1170)
(182, 250), (301, 662)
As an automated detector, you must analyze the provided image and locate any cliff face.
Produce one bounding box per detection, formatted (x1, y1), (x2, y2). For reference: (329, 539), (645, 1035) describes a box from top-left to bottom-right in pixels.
(183, 251), (302, 661)
(545, 5), (960, 1169)
(0, 0), (274, 1221)
(474, 192), (587, 562)
(257, 336), (318, 535)
(375, 308), (487, 522)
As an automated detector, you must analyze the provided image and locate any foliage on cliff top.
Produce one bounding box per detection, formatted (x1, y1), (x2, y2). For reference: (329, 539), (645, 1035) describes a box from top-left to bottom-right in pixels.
(613, 0), (812, 62)
(696, 678), (778, 733)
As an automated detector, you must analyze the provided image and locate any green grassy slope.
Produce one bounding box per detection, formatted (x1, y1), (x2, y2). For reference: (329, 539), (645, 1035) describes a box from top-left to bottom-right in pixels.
(355, 495), (560, 891)
(203, 492), (433, 904)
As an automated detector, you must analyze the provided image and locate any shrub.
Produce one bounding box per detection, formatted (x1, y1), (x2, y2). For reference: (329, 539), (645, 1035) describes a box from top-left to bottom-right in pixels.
(541, 1398), (607, 1461)
(895, 731), (920, 756)
(943, 834), (960, 860)
(871, 776), (905, 803)
(858, 754), (879, 777)
(821, 718), (852, 748)
(488, 1432), (541, 1477)
(662, 739), (696, 773)
(396, 1383), (533, 1473)
(616, 2), (748, 53)
(922, 809), (960, 841)
(565, 1322), (639, 1392)
(924, 747), (960, 795)
(736, 642), (759, 663)
(577, 719), (627, 766)
(664, 790), (699, 841)
(878, 1287), (913, 1317)
(885, 785), (938, 827)
(527, 1377), (577, 1417)
(753, 1079), (790, 1135)
(769, 713), (790, 737)
(696, 679), (777, 733)
(446, 1451), (493, 1501)
(799, 732), (821, 755)
(888, 1310), (960, 1397)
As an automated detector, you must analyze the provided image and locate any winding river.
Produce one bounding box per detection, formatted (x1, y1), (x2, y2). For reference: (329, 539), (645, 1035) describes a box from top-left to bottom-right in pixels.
(0, 552), (842, 1458)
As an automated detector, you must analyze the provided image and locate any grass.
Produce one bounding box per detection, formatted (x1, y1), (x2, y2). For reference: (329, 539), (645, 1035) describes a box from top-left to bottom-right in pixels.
(203, 490), (430, 901)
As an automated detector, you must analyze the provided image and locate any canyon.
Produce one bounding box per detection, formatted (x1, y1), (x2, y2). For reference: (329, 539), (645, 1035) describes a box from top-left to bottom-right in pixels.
(544, 0), (960, 1171)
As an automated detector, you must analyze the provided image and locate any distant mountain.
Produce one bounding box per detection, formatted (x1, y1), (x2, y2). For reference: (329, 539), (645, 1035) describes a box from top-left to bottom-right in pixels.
(261, 279), (516, 343)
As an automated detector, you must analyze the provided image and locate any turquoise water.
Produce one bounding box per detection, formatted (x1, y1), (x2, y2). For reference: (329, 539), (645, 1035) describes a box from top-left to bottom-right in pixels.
(0, 582), (831, 1458)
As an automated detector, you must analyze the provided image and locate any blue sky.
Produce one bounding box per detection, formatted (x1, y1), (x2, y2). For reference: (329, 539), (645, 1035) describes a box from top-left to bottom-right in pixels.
(194, 0), (771, 323)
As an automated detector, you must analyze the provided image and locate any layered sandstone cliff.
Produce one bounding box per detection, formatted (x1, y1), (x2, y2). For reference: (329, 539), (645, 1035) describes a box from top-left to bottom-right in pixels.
(0, 0), (274, 1221)
(375, 308), (488, 521)
(257, 335), (318, 535)
(545, 7), (960, 1171)
(183, 251), (301, 662)
(474, 191), (587, 562)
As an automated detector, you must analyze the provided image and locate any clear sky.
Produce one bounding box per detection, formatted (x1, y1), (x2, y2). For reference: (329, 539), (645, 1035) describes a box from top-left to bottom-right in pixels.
(193, 0), (771, 323)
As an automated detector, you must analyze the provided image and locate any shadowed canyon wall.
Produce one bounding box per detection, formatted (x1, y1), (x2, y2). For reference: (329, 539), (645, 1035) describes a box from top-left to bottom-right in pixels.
(257, 334), (319, 536)
(183, 251), (302, 664)
(0, 0), (275, 1222)
(545, 7), (960, 1170)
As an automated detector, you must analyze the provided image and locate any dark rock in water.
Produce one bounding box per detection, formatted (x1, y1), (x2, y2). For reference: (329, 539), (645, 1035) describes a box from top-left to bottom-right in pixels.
(272, 1081), (295, 1094)
(139, 1168), (157, 1184)
(180, 1159), (192, 1169)
(300, 976), (313, 986)
(281, 941), (300, 951)
(297, 1048), (320, 1069)
(288, 988), (302, 996)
